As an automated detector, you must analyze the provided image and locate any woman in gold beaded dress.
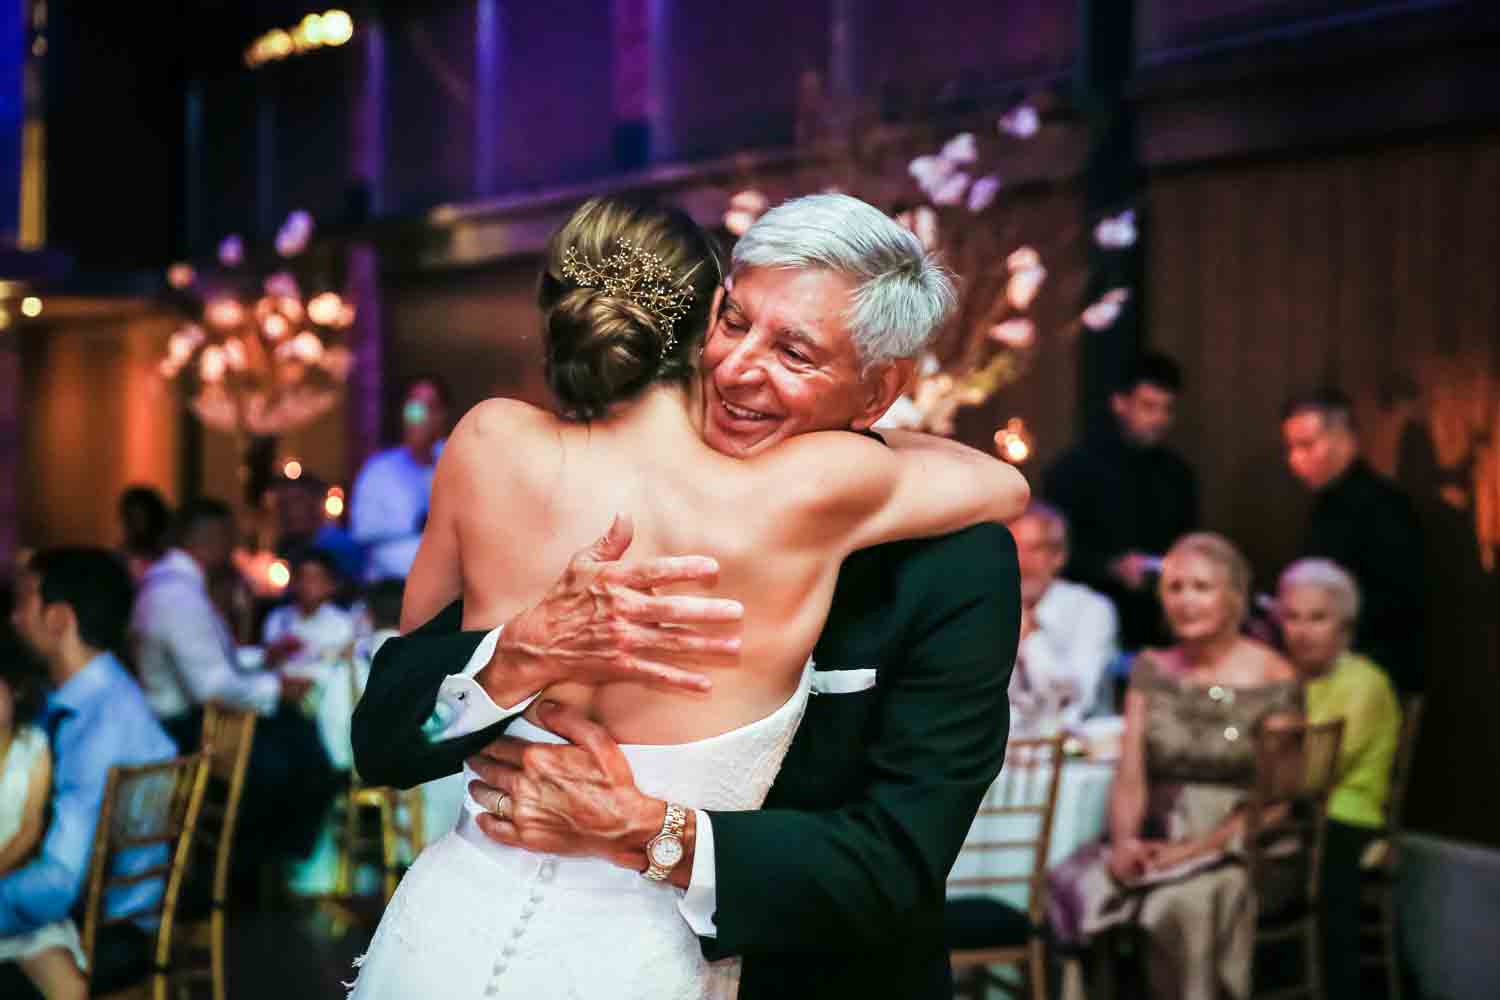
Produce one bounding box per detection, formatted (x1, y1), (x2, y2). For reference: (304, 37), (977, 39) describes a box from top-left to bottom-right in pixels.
(1049, 533), (1303, 1000)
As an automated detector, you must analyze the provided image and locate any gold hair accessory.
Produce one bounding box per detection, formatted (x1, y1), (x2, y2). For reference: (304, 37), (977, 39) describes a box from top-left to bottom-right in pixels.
(560, 239), (696, 353)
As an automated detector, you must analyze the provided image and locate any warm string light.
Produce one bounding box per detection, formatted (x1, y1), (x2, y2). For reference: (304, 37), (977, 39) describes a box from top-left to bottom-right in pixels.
(245, 10), (354, 68)
(996, 418), (1033, 465)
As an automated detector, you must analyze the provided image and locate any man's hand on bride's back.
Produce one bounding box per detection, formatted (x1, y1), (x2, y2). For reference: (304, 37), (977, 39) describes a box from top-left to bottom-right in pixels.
(467, 702), (682, 878)
(477, 513), (744, 707)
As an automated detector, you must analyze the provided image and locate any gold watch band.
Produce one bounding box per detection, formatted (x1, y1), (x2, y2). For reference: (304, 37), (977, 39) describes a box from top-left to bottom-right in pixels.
(643, 803), (688, 882)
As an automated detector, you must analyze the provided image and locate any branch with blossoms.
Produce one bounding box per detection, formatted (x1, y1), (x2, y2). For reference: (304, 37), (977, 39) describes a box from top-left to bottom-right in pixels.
(720, 87), (1140, 461)
(159, 211), (357, 439)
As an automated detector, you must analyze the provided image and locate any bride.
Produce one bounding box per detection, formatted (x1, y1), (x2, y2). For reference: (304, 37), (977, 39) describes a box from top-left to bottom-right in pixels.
(349, 195), (1029, 999)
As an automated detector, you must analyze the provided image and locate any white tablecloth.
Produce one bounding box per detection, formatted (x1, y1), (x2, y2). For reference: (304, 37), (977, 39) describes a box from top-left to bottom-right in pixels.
(947, 757), (1115, 910)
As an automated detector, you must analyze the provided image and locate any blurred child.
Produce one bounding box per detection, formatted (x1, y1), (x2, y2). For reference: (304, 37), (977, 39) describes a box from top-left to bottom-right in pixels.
(261, 549), (356, 672)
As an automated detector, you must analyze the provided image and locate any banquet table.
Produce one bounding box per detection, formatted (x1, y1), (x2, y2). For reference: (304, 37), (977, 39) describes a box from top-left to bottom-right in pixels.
(946, 753), (1116, 911)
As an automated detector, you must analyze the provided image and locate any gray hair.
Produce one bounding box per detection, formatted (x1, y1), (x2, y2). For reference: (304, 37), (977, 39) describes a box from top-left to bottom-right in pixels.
(1017, 501), (1068, 551)
(731, 193), (957, 368)
(1278, 558), (1361, 626)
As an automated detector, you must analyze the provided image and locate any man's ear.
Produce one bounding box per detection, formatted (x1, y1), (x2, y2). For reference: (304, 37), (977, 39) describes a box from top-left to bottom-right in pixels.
(1110, 391), (1128, 420)
(851, 358), (916, 431)
(42, 601), (75, 643)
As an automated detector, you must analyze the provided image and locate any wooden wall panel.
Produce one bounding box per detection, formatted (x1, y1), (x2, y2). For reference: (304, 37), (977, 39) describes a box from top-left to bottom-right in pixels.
(18, 315), (181, 551)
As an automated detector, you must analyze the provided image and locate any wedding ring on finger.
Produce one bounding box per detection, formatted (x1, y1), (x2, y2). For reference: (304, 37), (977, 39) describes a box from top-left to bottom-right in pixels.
(478, 787), (513, 819)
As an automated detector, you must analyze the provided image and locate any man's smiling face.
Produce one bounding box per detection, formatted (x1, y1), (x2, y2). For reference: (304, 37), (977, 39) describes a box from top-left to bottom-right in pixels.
(698, 266), (896, 458)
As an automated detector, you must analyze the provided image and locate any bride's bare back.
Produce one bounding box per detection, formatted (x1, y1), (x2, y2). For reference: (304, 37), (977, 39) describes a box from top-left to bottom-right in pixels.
(406, 386), (1026, 745)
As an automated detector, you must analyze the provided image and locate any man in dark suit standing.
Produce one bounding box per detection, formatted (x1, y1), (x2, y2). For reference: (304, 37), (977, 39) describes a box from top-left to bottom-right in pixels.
(1042, 352), (1199, 650)
(1283, 388), (1425, 692)
(352, 195), (1021, 999)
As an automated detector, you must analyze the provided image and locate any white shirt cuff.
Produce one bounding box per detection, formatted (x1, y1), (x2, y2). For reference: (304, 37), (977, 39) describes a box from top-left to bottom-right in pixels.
(423, 626), (541, 742)
(677, 809), (718, 938)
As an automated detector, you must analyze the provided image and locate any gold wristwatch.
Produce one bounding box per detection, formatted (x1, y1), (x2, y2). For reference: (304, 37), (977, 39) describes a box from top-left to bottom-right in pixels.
(643, 803), (688, 882)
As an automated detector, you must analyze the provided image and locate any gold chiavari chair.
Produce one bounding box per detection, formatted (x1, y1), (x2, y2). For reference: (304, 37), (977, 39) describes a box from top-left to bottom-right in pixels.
(82, 753), (210, 1000)
(1247, 717), (1345, 1000)
(947, 734), (1067, 1000)
(173, 703), (258, 1000)
(1359, 695), (1423, 1000)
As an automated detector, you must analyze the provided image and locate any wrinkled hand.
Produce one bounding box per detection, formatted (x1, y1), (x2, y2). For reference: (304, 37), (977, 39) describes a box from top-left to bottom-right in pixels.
(1107, 837), (1161, 883)
(1146, 838), (1207, 874)
(467, 703), (665, 872)
(483, 514), (743, 704)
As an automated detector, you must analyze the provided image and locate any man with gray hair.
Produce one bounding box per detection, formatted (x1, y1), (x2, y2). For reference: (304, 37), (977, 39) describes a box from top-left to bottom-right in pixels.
(1010, 502), (1119, 730)
(353, 193), (1021, 998)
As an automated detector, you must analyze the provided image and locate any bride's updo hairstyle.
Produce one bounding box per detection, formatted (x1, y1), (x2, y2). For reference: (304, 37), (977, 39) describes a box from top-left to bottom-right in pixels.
(539, 197), (721, 420)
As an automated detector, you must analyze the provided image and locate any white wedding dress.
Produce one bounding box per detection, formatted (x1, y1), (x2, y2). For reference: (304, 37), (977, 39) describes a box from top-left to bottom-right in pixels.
(348, 664), (812, 1000)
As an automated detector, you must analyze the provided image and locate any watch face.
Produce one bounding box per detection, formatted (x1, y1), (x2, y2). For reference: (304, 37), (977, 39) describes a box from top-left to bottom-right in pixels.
(649, 836), (684, 868)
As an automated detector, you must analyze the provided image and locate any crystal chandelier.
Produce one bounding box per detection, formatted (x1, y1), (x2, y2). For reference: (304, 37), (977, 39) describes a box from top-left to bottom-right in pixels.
(159, 211), (355, 437)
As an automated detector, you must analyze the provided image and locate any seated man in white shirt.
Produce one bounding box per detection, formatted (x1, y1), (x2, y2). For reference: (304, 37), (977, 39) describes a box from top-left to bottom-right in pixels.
(1010, 502), (1119, 731)
(131, 499), (336, 871)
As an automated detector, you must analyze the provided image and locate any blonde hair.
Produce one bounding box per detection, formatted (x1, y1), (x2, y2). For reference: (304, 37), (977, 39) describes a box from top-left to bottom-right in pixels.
(1163, 532), (1253, 628)
(539, 197), (722, 419)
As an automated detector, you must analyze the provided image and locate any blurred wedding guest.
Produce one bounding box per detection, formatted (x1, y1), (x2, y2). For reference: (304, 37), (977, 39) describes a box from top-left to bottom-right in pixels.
(1277, 558), (1400, 1000)
(117, 485), (173, 585)
(350, 374), (452, 582)
(268, 474), (362, 583)
(131, 500), (333, 871)
(1044, 352), (1199, 650)
(1283, 388), (1425, 692)
(1049, 533), (1301, 1000)
(263, 550), (358, 782)
(1010, 502), (1118, 730)
(261, 549), (356, 673)
(2, 549), (175, 999)
(132, 499), (303, 736)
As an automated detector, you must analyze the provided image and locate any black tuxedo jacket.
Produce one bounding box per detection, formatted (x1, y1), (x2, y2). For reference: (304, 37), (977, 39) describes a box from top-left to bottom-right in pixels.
(352, 522), (1020, 999)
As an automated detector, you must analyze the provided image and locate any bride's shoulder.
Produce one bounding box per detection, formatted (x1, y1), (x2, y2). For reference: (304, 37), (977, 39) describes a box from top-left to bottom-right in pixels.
(439, 398), (562, 481)
(449, 398), (558, 451)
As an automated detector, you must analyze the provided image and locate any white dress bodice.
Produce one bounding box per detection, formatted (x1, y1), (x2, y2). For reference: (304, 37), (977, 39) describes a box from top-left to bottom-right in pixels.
(350, 664), (812, 1000)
